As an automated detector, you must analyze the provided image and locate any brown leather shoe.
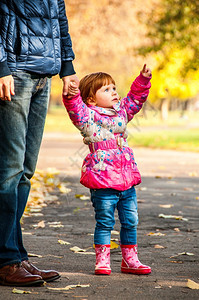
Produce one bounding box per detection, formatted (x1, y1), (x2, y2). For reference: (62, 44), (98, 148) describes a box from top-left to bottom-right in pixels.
(0, 263), (44, 286)
(22, 260), (60, 282)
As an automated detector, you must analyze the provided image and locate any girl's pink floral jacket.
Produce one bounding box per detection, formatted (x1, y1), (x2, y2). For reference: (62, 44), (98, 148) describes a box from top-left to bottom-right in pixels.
(63, 73), (151, 191)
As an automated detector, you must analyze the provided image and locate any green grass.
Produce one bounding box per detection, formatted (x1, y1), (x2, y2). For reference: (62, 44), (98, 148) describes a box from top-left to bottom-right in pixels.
(127, 110), (199, 152)
(45, 105), (199, 152)
(130, 109), (199, 128)
(128, 128), (199, 152)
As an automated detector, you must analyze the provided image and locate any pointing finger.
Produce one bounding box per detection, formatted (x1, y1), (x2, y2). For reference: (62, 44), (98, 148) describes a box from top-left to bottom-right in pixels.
(142, 64), (147, 73)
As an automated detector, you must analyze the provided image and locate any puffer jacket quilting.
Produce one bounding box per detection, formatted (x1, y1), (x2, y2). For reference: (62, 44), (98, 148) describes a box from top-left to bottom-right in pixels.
(63, 73), (151, 191)
(0, 0), (75, 77)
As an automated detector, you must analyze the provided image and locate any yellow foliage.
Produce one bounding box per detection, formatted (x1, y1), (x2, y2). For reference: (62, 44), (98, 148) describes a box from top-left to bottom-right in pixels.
(150, 47), (199, 102)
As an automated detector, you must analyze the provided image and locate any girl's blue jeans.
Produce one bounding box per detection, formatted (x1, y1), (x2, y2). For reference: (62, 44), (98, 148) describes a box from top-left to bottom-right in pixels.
(90, 186), (138, 245)
(0, 71), (50, 268)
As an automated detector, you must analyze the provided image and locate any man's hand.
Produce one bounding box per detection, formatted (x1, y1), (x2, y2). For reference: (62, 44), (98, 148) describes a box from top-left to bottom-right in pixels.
(62, 74), (79, 96)
(0, 75), (15, 101)
(141, 64), (152, 78)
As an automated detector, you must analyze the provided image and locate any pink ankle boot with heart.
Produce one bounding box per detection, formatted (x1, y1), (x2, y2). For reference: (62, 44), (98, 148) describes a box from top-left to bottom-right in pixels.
(95, 245), (111, 275)
(121, 244), (151, 275)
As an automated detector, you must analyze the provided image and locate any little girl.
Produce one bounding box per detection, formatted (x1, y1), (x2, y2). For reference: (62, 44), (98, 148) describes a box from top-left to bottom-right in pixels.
(63, 65), (152, 276)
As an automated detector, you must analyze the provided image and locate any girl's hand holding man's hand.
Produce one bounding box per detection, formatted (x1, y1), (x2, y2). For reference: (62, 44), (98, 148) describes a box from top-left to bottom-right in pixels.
(141, 64), (152, 78)
(67, 81), (79, 97)
(62, 74), (79, 96)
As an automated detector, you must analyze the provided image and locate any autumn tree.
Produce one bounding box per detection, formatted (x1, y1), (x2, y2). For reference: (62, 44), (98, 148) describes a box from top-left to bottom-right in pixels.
(137, 0), (199, 118)
(138, 0), (199, 71)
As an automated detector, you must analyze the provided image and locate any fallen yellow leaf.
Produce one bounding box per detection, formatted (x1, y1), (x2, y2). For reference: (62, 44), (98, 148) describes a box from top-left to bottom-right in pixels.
(170, 252), (194, 258)
(32, 220), (45, 228)
(187, 279), (199, 290)
(47, 284), (90, 291)
(147, 232), (165, 236)
(75, 194), (84, 198)
(29, 208), (42, 213)
(70, 246), (95, 255)
(12, 288), (31, 294)
(174, 228), (180, 232)
(159, 214), (188, 222)
(58, 239), (71, 245)
(170, 260), (183, 264)
(58, 184), (71, 194)
(154, 245), (165, 249)
(28, 253), (42, 258)
(70, 246), (86, 253)
(159, 204), (174, 208)
(49, 224), (64, 228)
(37, 220), (45, 228)
(110, 241), (119, 249)
(79, 195), (90, 200)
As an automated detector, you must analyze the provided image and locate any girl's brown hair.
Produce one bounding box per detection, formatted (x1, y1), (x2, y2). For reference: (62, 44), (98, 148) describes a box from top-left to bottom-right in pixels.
(79, 72), (115, 104)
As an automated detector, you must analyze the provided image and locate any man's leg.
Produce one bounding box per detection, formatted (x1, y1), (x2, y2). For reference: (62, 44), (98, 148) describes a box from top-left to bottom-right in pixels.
(0, 71), (45, 285)
(17, 75), (51, 261)
(18, 74), (60, 282)
(0, 71), (35, 267)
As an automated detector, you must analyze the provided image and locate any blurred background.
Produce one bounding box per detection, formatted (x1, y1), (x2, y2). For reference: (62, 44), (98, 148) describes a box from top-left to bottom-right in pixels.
(46, 0), (199, 152)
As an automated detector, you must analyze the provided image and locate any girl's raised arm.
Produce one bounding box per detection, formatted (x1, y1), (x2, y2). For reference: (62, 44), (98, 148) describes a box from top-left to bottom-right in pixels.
(121, 65), (152, 122)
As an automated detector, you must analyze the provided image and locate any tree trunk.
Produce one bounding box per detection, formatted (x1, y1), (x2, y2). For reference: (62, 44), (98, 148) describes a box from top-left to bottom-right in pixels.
(161, 98), (169, 120)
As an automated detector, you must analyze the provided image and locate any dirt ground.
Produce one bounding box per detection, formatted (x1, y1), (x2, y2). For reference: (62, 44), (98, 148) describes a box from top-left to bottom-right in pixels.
(1, 133), (199, 300)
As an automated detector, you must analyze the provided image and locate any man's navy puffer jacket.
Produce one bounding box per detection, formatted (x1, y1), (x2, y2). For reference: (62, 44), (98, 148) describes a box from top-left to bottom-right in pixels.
(0, 0), (75, 78)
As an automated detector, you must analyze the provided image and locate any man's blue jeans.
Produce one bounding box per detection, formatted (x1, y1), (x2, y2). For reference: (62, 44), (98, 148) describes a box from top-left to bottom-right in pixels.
(90, 186), (138, 245)
(0, 71), (51, 268)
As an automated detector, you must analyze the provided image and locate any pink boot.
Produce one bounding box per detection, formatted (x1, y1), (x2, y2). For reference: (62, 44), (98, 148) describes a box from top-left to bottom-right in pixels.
(121, 245), (151, 275)
(95, 245), (111, 275)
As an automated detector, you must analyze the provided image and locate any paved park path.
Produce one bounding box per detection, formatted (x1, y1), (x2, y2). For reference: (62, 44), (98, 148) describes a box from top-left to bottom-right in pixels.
(2, 133), (199, 299)
(38, 133), (199, 179)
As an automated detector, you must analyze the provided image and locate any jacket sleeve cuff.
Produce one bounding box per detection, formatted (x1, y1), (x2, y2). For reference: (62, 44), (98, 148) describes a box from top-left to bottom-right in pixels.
(136, 72), (152, 85)
(0, 60), (11, 78)
(59, 60), (76, 78)
(63, 90), (80, 103)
